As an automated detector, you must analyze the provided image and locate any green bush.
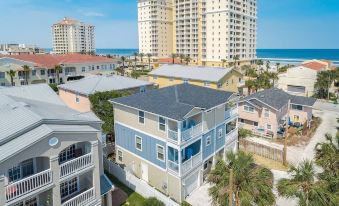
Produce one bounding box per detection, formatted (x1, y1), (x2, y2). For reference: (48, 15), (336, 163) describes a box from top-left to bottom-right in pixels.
(181, 201), (192, 206)
(48, 83), (58, 92)
(142, 197), (165, 206)
(238, 128), (252, 139)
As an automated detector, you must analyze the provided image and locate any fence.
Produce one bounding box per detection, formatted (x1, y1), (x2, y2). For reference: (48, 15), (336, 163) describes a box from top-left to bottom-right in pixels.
(239, 139), (284, 163)
(104, 159), (179, 206)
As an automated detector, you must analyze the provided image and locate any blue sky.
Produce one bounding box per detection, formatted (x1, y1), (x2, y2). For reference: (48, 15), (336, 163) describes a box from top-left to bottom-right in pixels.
(0, 0), (338, 49)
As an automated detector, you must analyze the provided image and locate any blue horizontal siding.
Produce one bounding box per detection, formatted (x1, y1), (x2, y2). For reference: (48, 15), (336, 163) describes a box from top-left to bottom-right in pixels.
(202, 130), (215, 160)
(215, 124), (226, 151)
(115, 123), (166, 169)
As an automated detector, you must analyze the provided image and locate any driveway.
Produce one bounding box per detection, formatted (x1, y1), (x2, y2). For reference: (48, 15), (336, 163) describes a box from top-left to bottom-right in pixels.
(186, 183), (212, 206)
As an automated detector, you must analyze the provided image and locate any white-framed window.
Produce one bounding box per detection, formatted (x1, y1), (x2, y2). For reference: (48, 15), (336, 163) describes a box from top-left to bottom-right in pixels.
(117, 150), (123, 162)
(217, 82), (222, 88)
(244, 105), (254, 113)
(81, 67), (86, 72)
(31, 70), (36, 76)
(206, 136), (211, 146)
(140, 86), (146, 93)
(156, 145), (165, 161)
(138, 111), (145, 124)
(253, 121), (258, 127)
(158, 116), (166, 131)
(75, 94), (80, 103)
(204, 81), (210, 87)
(218, 128), (223, 139)
(266, 124), (272, 131)
(291, 104), (303, 111)
(60, 177), (78, 199)
(15, 197), (37, 206)
(59, 144), (76, 164)
(203, 162), (208, 170)
(135, 136), (142, 151)
(183, 79), (189, 84)
(239, 118), (245, 123)
(8, 165), (21, 182)
(264, 108), (269, 118)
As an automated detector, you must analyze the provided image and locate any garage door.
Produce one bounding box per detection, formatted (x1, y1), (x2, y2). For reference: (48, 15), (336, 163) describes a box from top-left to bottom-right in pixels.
(184, 170), (199, 197)
(287, 85), (306, 93)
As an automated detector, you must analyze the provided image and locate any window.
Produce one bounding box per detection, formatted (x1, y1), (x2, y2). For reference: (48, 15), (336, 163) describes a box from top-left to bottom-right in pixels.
(60, 177), (78, 199)
(294, 115), (300, 122)
(204, 81), (210, 87)
(0, 72), (5, 79)
(206, 136), (211, 146)
(218, 128), (223, 138)
(8, 165), (21, 182)
(117, 150), (123, 162)
(75, 94), (80, 103)
(239, 118), (245, 123)
(156, 145), (165, 161)
(183, 79), (189, 84)
(140, 86), (146, 93)
(253, 122), (258, 127)
(244, 105), (254, 113)
(291, 104), (303, 111)
(217, 82), (222, 88)
(169, 77), (174, 82)
(138, 111), (145, 124)
(31, 70), (36, 76)
(40, 70), (45, 75)
(81, 67), (86, 72)
(135, 136), (142, 151)
(267, 124), (272, 130)
(158, 117), (166, 131)
(264, 108), (269, 118)
(59, 144), (76, 164)
(204, 162), (208, 170)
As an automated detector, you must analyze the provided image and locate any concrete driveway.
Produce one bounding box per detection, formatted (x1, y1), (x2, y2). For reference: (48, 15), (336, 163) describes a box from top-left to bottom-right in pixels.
(186, 183), (212, 206)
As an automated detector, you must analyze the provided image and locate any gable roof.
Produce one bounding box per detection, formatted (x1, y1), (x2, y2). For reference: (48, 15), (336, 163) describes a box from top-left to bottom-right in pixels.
(149, 64), (235, 82)
(58, 75), (153, 96)
(302, 62), (327, 71)
(111, 84), (234, 121)
(242, 88), (316, 110)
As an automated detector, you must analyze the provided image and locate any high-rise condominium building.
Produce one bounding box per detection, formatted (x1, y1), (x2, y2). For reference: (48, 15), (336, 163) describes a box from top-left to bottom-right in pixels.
(138, 0), (257, 66)
(52, 17), (95, 54)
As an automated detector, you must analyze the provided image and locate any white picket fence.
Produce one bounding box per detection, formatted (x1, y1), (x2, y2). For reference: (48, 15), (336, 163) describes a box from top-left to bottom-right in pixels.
(104, 159), (179, 206)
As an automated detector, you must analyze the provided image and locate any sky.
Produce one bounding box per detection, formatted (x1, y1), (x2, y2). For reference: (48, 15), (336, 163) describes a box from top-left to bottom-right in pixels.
(0, 0), (339, 49)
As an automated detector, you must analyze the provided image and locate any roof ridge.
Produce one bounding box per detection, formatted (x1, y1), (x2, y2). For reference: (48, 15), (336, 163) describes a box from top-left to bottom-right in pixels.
(90, 75), (104, 94)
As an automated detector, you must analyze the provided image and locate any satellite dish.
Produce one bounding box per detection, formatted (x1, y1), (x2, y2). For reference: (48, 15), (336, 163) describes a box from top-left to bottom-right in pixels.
(49, 137), (59, 147)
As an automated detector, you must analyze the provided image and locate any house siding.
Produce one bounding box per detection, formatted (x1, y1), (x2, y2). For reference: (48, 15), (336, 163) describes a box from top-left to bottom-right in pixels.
(215, 124), (226, 151)
(202, 130), (215, 160)
(115, 123), (167, 169)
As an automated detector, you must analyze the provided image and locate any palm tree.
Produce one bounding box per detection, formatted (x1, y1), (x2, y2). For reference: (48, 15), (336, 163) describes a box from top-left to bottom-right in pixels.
(208, 151), (275, 206)
(257, 59), (264, 72)
(268, 72), (279, 88)
(221, 59), (227, 68)
(121, 56), (126, 68)
(133, 52), (139, 70)
(171, 53), (177, 64)
(179, 54), (185, 64)
(139, 53), (144, 65)
(233, 55), (240, 70)
(245, 79), (257, 95)
(266, 60), (271, 72)
(22, 65), (30, 85)
(314, 71), (335, 99)
(277, 160), (336, 206)
(6, 69), (16, 86)
(276, 62), (281, 71)
(147, 53), (152, 70)
(54, 65), (62, 84)
(184, 55), (191, 65)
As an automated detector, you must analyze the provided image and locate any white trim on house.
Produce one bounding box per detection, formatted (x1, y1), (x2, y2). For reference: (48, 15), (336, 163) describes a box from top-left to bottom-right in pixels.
(135, 135), (143, 152)
(156, 144), (165, 162)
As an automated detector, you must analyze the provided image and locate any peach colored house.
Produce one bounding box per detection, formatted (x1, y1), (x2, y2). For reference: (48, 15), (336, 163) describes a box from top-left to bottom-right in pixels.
(238, 88), (316, 138)
(58, 75), (154, 112)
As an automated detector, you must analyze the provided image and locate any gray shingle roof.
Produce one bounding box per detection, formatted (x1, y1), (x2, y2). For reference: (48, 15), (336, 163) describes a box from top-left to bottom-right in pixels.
(111, 84), (234, 121)
(149, 64), (234, 82)
(243, 88), (316, 110)
(58, 75), (153, 96)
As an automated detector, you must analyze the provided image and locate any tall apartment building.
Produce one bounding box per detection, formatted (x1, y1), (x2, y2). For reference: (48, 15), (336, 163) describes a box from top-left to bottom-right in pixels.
(52, 17), (95, 54)
(111, 84), (239, 202)
(138, 0), (257, 66)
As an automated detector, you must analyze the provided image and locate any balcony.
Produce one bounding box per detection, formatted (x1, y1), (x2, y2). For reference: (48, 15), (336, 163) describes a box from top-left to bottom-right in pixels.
(61, 187), (96, 206)
(225, 107), (238, 120)
(225, 128), (238, 145)
(5, 169), (53, 203)
(181, 123), (203, 142)
(60, 153), (93, 179)
(181, 152), (202, 176)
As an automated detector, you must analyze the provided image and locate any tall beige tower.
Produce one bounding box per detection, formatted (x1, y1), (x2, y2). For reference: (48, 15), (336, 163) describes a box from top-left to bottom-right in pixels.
(52, 17), (95, 54)
(137, 0), (257, 65)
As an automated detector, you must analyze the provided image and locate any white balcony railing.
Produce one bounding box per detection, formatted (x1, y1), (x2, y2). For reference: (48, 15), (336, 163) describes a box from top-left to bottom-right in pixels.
(225, 128), (238, 145)
(61, 187), (95, 206)
(168, 129), (178, 142)
(168, 160), (179, 173)
(225, 107), (238, 120)
(5, 169), (53, 203)
(60, 153), (93, 178)
(181, 123), (203, 142)
(181, 152), (202, 175)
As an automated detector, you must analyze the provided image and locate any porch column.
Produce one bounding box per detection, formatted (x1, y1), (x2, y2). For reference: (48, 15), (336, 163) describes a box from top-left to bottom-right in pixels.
(197, 168), (204, 187)
(178, 149), (182, 175)
(91, 141), (102, 204)
(106, 191), (113, 206)
(178, 122), (182, 144)
(223, 148), (227, 161)
(50, 155), (61, 206)
(211, 155), (217, 170)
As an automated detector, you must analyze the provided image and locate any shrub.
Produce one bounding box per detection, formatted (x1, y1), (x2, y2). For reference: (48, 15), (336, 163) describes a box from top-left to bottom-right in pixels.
(142, 197), (165, 206)
(181, 201), (192, 206)
(238, 128), (252, 139)
(48, 83), (58, 92)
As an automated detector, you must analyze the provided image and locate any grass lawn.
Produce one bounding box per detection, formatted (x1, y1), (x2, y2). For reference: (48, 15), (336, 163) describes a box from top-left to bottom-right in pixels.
(105, 171), (146, 206)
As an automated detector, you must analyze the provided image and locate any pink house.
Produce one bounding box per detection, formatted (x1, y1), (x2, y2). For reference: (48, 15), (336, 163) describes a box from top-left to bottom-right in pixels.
(238, 88), (316, 138)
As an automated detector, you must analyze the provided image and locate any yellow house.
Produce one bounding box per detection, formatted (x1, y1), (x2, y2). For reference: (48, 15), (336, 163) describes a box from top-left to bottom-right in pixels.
(148, 64), (243, 93)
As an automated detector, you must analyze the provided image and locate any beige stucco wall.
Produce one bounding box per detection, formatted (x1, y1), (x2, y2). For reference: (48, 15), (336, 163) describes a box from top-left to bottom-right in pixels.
(59, 89), (91, 113)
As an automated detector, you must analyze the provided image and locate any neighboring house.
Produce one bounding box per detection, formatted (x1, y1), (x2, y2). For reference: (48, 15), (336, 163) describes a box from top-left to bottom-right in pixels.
(148, 64), (244, 93)
(0, 54), (118, 86)
(110, 84), (239, 203)
(278, 59), (333, 97)
(0, 84), (114, 206)
(58, 75), (154, 113)
(238, 88), (316, 138)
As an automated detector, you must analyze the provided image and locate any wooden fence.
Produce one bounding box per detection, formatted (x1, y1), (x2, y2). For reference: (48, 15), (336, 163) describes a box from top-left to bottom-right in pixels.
(239, 139), (284, 163)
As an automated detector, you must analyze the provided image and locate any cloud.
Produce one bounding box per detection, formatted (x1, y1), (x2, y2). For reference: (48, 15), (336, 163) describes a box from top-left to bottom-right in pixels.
(83, 11), (104, 17)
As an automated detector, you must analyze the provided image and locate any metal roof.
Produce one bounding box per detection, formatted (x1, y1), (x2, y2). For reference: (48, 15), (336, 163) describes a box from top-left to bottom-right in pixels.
(58, 75), (153, 96)
(149, 64), (234, 82)
(111, 84), (234, 121)
(100, 174), (114, 195)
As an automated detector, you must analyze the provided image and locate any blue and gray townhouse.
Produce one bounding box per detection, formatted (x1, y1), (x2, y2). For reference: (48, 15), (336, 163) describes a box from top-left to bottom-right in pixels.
(110, 84), (239, 203)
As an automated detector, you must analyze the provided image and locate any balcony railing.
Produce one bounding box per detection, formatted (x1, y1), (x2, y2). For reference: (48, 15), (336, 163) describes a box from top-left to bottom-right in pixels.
(181, 152), (202, 175)
(181, 123), (203, 142)
(60, 153), (93, 178)
(225, 128), (238, 145)
(225, 107), (238, 120)
(168, 160), (179, 173)
(5, 169), (53, 203)
(168, 129), (178, 142)
(61, 187), (95, 206)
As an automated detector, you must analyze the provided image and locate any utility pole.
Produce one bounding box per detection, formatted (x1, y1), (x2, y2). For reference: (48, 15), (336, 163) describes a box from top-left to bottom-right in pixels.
(229, 168), (233, 206)
(283, 99), (290, 166)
